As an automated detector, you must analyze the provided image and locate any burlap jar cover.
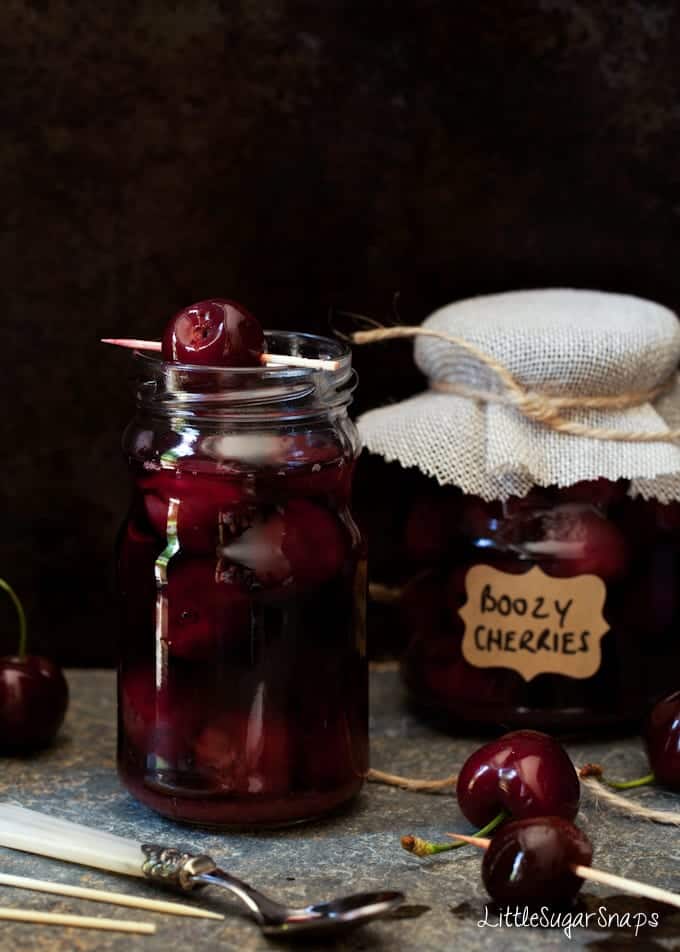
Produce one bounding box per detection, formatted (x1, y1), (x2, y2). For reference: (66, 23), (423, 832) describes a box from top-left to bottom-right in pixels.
(356, 289), (680, 502)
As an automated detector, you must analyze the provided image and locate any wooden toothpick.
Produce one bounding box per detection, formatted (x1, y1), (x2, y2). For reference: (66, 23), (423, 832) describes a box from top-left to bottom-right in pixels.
(0, 871), (223, 920)
(101, 338), (340, 371)
(0, 905), (155, 934)
(446, 833), (680, 911)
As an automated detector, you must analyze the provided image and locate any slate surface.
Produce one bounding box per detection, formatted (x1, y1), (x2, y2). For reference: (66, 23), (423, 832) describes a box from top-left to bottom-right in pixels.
(1, 667), (679, 951)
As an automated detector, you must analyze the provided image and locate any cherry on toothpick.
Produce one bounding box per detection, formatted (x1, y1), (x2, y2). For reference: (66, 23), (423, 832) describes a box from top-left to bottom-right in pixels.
(480, 816), (592, 904)
(0, 579), (68, 752)
(161, 299), (264, 367)
(447, 822), (680, 912)
(102, 298), (340, 371)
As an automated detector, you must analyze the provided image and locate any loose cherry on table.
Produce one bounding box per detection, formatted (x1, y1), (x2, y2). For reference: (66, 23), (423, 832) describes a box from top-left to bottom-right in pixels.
(581, 690), (680, 793)
(481, 816), (593, 905)
(0, 579), (69, 753)
(161, 298), (265, 367)
(401, 730), (580, 857)
(457, 730), (580, 826)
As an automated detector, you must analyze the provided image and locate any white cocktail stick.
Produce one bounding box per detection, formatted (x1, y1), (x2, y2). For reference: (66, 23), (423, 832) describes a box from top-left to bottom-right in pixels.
(0, 906), (155, 934)
(0, 872), (223, 920)
(446, 833), (680, 911)
(101, 338), (340, 371)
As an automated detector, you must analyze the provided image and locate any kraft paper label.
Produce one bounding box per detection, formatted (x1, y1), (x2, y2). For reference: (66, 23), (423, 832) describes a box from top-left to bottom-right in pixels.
(459, 564), (609, 682)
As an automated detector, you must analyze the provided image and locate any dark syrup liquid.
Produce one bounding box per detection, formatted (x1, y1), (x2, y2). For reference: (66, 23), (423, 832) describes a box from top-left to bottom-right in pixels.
(117, 450), (368, 827)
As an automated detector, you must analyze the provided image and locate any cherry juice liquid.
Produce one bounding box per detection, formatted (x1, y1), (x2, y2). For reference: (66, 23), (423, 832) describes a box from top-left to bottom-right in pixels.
(117, 445), (368, 827)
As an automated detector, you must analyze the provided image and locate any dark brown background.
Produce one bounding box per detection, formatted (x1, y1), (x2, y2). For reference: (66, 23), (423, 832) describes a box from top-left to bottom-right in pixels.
(2, 1), (680, 664)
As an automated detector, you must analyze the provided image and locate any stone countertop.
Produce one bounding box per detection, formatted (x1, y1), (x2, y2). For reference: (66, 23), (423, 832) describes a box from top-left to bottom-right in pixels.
(1, 667), (679, 951)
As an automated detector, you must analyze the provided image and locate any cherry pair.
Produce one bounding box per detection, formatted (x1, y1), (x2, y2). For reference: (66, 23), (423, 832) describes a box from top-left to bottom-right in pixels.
(402, 729), (579, 858)
(401, 730), (591, 904)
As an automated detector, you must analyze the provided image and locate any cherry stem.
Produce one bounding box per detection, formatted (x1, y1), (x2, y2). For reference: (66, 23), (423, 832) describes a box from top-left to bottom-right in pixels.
(400, 810), (507, 857)
(0, 578), (28, 659)
(604, 773), (656, 791)
(579, 762), (656, 791)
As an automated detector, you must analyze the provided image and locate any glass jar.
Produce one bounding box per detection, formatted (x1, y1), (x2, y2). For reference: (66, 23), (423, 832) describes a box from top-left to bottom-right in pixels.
(400, 476), (680, 732)
(116, 332), (367, 827)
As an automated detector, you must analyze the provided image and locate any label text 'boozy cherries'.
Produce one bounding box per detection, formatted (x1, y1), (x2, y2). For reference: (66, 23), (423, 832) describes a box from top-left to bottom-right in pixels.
(459, 565), (609, 681)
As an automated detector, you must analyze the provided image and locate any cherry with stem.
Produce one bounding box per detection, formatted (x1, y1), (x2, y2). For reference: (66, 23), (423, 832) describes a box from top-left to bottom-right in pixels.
(579, 690), (680, 794)
(448, 820), (680, 910)
(0, 578), (69, 752)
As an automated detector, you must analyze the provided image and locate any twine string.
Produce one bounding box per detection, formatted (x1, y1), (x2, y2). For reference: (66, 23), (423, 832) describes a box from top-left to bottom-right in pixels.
(579, 776), (680, 826)
(367, 766), (680, 826)
(352, 326), (680, 444)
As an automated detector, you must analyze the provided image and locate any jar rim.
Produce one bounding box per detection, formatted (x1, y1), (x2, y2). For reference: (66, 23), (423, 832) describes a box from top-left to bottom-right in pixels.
(133, 330), (356, 421)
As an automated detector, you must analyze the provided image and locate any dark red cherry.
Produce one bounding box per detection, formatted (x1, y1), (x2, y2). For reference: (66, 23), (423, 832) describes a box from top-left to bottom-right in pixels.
(165, 557), (252, 661)
(0, 656), (69, 752)
(194, 708), (290, 795)
(645, 691), (680, 790)
(120, 665), (204, 767)
(482, 816), (592, 905)
(142, 469), (249, 554)
(219, 499), (347, 590)
(457, 730), (580, 827)
(0, 579), (69, 753)
(536, 504), (629, 580)
(161, 298), (264, 367)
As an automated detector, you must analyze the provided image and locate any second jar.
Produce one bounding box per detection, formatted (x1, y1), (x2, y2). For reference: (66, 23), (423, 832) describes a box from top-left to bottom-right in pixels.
(117, 333), (367, 828)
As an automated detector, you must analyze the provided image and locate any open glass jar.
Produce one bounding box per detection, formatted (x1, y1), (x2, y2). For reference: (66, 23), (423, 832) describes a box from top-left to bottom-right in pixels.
(117, 332), (367, 827)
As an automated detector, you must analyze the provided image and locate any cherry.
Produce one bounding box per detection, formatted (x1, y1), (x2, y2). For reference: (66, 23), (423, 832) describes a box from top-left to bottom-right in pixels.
(274, 434), (354, 502)
(457, 730), (580, 827)
(645, 691), (680, 790)
(142, 469), (252, 554)
(482, 816), (592, 905)
(577, 690), (680, 793)
(219, 499), (347, 591)
(161, 298), (264, 367)
(533, 504), (629, 580)
(0, 579), (68, 753)
(165, 556), (252, 661)
(120, 665), (203, 768)
(194, 705), (290, 795)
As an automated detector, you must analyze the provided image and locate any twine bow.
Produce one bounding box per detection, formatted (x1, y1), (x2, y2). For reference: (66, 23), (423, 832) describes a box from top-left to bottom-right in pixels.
(352, 326), (680, 444)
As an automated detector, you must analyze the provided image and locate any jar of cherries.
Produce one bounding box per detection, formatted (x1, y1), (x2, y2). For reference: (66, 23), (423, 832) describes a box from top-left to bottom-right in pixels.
(116, 302), (367, 827)
(399, 480), (680, 731)
(357, 289), (680, 732)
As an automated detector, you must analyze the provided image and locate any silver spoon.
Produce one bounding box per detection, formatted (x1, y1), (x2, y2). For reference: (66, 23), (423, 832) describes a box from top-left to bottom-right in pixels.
(142, 844), (405, 939)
